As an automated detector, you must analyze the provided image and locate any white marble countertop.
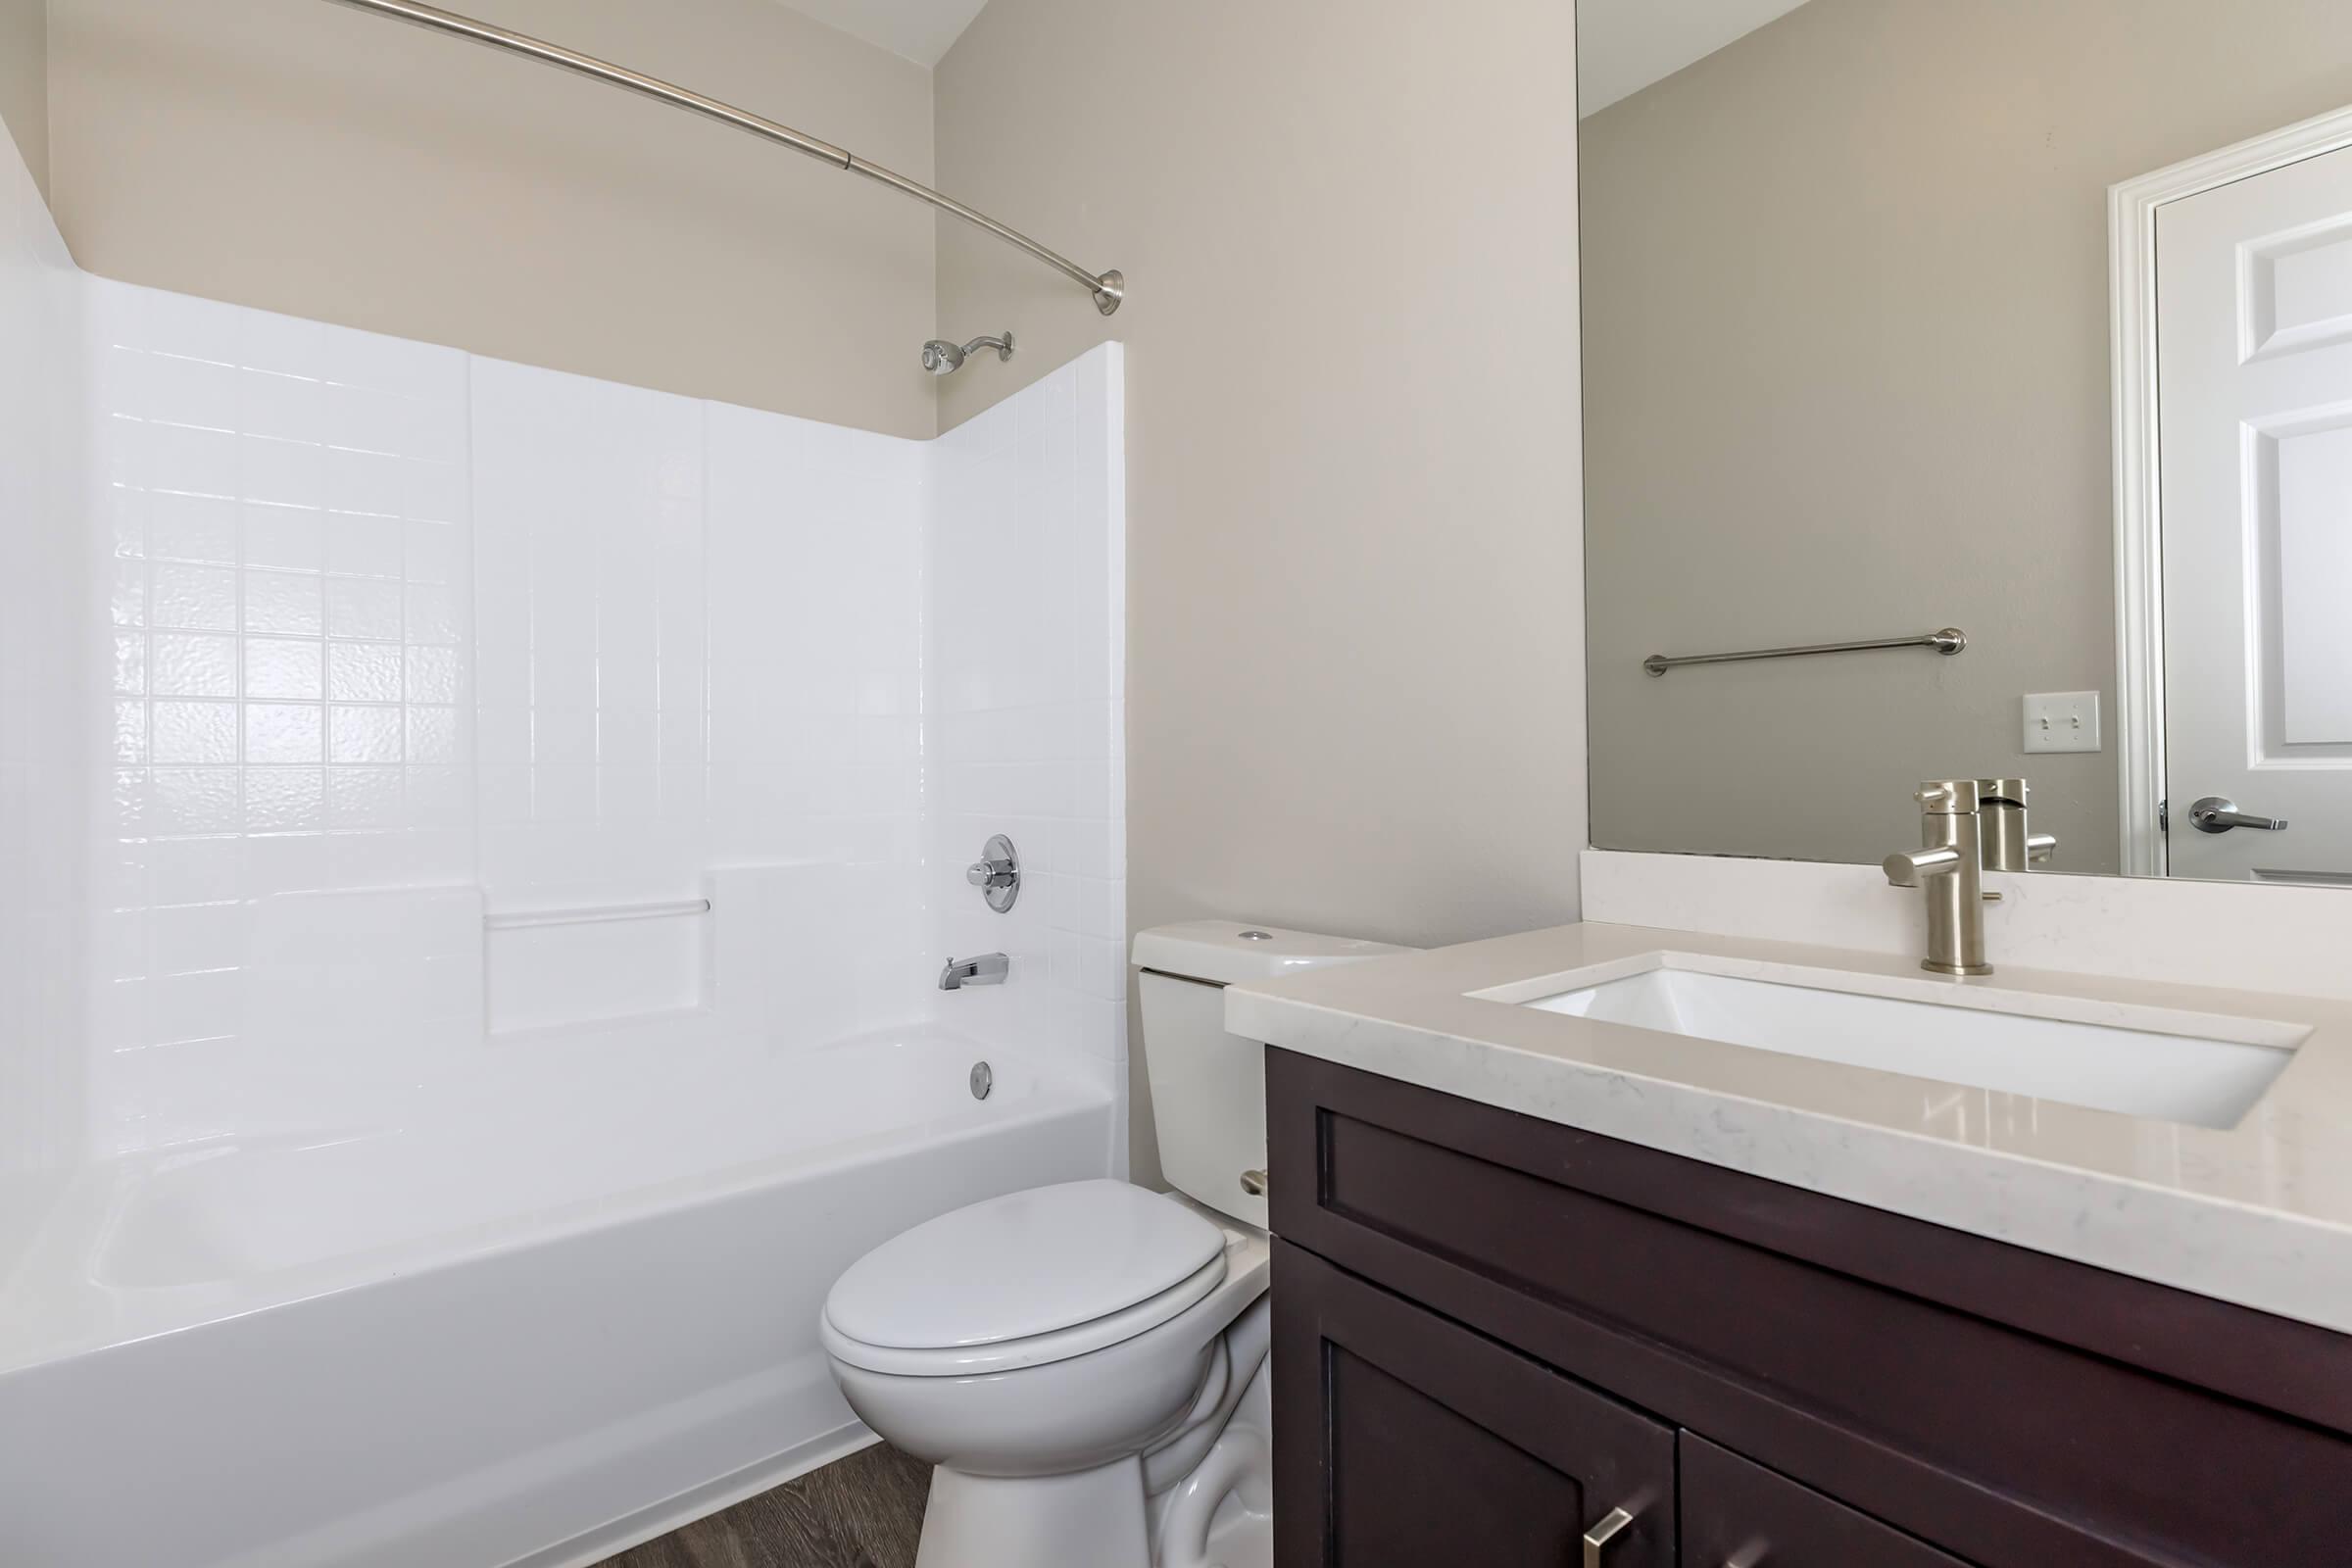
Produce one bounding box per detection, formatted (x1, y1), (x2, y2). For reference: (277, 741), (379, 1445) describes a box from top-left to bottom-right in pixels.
(1226, 919), (2352, 1334)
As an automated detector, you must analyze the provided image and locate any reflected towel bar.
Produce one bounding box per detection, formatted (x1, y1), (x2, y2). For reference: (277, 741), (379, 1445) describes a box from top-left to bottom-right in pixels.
(486, 899), (711, 931)
(1643, 627), (1967, 676)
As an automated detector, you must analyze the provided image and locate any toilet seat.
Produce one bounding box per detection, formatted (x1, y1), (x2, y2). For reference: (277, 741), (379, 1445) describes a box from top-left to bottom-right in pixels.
(821, 1180), (1231, 1378)
(824, 1251), (1229, 1376)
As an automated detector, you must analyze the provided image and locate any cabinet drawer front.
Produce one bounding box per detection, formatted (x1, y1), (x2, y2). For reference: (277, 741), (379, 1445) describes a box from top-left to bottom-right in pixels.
(1268, 1050), (2352, 1568)
(1682, 1434), (1972, 1568)
(1272, 1241), (1675, 1568)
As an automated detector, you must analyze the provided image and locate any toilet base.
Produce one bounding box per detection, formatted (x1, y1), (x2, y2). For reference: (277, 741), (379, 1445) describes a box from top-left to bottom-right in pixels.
(917, 1455), (1152, 1568)
(910, 1350), (1275, 1568)
(1151, 1349), (1272, 1568)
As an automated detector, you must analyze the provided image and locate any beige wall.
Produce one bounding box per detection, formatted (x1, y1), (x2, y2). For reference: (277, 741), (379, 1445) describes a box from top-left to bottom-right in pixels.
(934, 0), (1588, 1179)
(1584, 0), (2352, 874)
(46, 0), (938, 436)
(0, 0), (43, 200)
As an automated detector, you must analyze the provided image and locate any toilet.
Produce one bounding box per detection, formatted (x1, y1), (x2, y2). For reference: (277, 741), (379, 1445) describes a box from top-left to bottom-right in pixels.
(820, 920), (1409, 1568)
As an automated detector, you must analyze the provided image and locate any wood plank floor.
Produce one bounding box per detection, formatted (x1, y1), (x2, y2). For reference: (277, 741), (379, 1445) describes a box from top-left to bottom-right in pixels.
(593, 1442), (932, 1568)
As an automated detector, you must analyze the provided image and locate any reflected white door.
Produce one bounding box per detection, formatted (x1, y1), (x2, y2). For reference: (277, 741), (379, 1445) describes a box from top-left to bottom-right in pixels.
(2158, 142), (2352, 881)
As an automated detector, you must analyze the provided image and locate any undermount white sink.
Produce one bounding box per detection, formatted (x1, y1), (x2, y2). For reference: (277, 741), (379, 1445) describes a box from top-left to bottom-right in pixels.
(1496, 954), (2306, 1129)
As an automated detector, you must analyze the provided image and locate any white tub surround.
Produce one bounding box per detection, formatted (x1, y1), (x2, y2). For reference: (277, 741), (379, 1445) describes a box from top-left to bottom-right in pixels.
(0, 116), (88, 1271)
(83, 278), (1127, 1145)
(1225, 919), (2352, 1335)
(86, 272), (1125, 1131)
(0, 109), (1132, 1568)
(927, 349), (1132, 1178)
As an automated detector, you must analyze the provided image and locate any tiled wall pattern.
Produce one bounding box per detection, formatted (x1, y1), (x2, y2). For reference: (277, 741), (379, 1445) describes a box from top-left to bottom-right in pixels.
(86, 280), (480, 1148)
(0, 122), (89, 1206)
(929, 346), (1128, 1117)
(9, 159), (1124, 1159)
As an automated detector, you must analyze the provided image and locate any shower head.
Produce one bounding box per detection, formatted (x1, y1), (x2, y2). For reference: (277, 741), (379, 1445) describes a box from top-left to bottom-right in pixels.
(921, 331), (1014, 376)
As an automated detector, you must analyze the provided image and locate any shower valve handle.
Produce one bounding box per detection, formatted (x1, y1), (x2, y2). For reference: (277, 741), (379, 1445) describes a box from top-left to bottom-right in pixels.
(965, 834), (1020, 912)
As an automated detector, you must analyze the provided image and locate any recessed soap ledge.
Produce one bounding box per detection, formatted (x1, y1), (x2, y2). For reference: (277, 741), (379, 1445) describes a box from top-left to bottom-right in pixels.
(1224, 918), (2352, 1335)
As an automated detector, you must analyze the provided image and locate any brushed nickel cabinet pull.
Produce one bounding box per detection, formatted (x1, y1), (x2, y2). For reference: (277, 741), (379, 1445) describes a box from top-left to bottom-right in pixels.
(1582, 1505), (1636, 1566)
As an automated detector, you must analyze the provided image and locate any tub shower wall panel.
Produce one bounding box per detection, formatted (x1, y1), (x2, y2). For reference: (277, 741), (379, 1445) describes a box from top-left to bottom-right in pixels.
(85, 279), (478, 1154)
(468, 367), (934, 1037)
(75, 284), (1125, 1146)
(929, 344), (1128, 1113)
(0, 117), (89, 1231)
(470, 360), (711, 1032)
(705, 402), (932, 1042)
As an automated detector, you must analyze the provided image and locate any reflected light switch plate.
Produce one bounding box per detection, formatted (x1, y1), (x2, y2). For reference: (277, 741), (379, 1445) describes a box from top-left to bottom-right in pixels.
(2024, 691), (2101, 754)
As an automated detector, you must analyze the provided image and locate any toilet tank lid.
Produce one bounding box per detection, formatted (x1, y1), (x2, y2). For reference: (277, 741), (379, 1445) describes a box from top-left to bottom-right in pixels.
(1131, 920), (1413, 988)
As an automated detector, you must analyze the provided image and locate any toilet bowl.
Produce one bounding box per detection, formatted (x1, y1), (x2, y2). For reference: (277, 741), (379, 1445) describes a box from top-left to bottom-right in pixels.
(823, 1181), (1271, 1567)
(822, 922), (1409, 1568)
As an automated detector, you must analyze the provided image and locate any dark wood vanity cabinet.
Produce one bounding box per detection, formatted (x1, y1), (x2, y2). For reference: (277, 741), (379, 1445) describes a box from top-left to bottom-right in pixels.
(1273, 1242), (1674, 1567)
(1266, 1050), (2352, 1568)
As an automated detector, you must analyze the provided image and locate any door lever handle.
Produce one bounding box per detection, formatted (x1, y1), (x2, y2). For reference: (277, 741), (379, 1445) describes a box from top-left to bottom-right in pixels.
(2187, 796), (2289, 834)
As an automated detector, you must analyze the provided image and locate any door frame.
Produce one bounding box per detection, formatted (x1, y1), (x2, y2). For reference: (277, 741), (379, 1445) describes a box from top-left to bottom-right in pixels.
(2109, 102), (2352, 875)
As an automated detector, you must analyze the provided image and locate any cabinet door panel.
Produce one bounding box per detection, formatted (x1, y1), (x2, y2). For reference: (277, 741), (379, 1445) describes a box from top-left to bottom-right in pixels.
(1681, 1434), (1973, 1568)
(1272, 1240), (1674, 1568)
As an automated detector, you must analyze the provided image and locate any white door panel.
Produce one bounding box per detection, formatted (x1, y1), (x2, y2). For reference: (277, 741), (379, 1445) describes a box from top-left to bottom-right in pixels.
(2278, 422), (2352, 746)
(2158, 141), (2352, 880)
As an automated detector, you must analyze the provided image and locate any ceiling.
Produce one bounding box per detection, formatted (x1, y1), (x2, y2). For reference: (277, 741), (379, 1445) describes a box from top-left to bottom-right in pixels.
(777, 0), (993, 67)
(785, 0), (1810, 95)
(781, 0), (1815, 96)
(1577, 0), (1812, 118)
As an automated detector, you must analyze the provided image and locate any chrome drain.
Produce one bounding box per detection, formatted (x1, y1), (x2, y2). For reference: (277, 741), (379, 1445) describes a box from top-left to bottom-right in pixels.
(969, 1061), (994, 1101)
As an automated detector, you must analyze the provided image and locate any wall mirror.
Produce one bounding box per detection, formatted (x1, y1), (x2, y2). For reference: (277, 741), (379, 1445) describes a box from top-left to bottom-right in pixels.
(1578, 0), (2352, 883)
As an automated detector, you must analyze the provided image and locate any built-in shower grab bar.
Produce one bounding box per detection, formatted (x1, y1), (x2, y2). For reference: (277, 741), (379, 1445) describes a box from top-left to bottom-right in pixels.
(316, 0), (1126, 316)
(485, 898), (711, 931)
(1643, 627), (1967, 676)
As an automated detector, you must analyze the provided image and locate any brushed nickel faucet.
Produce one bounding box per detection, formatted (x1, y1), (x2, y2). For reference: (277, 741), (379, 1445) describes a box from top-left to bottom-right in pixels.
(1975, 777), (2058, 872)
(1884, 779), (1994, 976)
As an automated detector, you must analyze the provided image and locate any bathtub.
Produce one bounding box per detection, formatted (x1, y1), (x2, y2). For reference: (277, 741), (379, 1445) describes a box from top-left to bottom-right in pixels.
(0, 1022), (1114, 1567)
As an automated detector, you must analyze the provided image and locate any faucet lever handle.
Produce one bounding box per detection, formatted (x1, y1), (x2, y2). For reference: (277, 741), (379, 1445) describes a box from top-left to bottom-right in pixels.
(1884, 846), (1963, 888)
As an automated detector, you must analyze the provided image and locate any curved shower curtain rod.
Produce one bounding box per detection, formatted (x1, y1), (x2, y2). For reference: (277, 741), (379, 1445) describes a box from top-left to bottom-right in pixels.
(318, 0), (1125, 316)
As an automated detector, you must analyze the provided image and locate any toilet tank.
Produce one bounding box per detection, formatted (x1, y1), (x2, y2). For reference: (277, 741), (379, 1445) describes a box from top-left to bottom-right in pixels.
(1131, 921), (1412, 1229)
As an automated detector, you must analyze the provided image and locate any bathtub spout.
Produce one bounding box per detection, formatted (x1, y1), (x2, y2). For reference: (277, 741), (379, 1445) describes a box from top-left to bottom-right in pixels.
(939, 953), (1009, 990)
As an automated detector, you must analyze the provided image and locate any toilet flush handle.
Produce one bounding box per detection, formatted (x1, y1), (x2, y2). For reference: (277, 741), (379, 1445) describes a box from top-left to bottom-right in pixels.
(1240, 1169), (1268, 1198)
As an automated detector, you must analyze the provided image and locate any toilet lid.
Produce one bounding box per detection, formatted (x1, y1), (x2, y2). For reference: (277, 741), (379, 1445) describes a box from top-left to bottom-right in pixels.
(824, 1180), (1226, 1352)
